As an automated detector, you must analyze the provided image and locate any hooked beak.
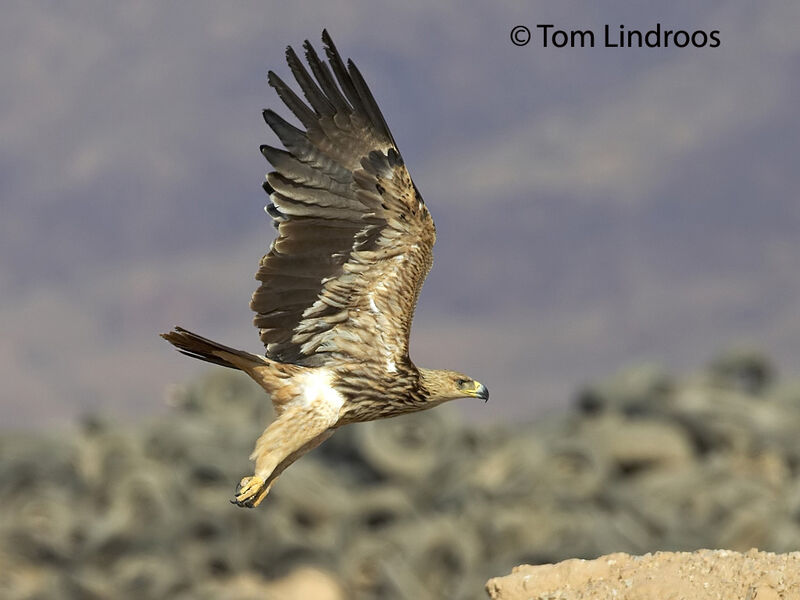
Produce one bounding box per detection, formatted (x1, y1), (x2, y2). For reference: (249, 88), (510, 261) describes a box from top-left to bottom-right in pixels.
(476, 382), (489, 402)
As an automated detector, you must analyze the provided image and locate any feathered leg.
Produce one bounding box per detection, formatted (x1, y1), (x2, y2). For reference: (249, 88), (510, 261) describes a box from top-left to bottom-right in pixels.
(232, 404), (337, 508)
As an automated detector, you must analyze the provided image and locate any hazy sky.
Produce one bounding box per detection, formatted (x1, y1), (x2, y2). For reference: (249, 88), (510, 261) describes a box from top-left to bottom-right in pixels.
(2, 1), (799, 427)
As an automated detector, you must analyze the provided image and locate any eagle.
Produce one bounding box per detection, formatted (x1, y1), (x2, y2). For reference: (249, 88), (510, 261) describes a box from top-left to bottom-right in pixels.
(161, 31), (488, 508)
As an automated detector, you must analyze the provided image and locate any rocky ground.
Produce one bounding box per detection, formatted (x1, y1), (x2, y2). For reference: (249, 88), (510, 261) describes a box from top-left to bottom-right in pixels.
(487, 549), (800, 600)
(1, 349), (800, 599)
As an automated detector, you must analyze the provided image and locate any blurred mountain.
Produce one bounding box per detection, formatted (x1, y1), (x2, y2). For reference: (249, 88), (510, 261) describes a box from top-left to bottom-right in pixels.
(2, 0), (800, 426)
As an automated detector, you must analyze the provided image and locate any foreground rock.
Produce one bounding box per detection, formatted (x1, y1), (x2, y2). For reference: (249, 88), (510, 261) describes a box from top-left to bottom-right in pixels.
(487, 549), (800, 600)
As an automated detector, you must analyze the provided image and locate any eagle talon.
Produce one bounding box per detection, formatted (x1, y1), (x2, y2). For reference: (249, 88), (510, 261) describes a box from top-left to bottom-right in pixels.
(232, 475), (270, 508)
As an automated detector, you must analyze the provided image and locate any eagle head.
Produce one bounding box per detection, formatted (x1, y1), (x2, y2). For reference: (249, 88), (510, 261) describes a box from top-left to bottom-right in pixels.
(418, 368), (489, 404)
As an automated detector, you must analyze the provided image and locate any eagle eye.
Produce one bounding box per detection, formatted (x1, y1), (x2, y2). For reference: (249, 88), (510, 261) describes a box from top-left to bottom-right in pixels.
(456, 378), (470, 388)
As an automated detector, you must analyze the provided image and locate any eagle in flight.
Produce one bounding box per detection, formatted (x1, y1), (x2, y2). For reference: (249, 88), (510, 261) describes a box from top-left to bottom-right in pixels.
(162, 30), (488, 508)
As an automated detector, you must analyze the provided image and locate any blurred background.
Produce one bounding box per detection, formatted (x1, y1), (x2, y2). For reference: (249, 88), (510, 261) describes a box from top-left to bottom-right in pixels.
(2, 0), (799, 428)
(2, 2), (800, 599)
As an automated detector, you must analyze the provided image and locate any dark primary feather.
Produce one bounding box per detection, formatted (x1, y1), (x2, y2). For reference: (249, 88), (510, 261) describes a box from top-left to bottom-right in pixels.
(252, 31), (435, 367)
(285, 45), (335, 118)
(302, 41), (350, 114)
(266, 71), (317, 129)
(322, 31), (370, 125)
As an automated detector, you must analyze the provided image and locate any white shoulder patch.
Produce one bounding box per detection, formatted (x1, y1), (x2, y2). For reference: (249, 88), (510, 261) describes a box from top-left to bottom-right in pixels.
(296, 369), (345, 417)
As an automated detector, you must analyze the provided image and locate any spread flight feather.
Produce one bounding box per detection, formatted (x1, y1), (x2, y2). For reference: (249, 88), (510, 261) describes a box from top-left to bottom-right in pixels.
(254, 32), (435, 369)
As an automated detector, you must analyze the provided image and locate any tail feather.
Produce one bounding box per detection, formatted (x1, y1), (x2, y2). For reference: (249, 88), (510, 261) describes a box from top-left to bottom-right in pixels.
(160, 327), (263, 370)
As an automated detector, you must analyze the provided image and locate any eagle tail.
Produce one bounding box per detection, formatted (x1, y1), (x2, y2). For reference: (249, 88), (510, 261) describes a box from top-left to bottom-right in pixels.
(160, 327), (265, 371)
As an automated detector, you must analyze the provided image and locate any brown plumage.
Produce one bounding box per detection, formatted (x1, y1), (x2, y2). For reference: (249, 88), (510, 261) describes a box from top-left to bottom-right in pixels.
(161, 31), (488, 508)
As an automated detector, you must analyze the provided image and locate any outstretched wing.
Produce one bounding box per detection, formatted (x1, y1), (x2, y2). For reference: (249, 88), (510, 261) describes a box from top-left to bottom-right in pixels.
(252, 31), (435, 367)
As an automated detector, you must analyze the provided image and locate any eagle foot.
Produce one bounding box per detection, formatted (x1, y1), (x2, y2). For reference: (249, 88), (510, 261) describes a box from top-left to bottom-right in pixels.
(231, 475), (270, 508)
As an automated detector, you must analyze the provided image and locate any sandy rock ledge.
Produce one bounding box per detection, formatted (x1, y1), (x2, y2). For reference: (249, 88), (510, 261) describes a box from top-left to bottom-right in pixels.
(486, 549), (800, 600)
